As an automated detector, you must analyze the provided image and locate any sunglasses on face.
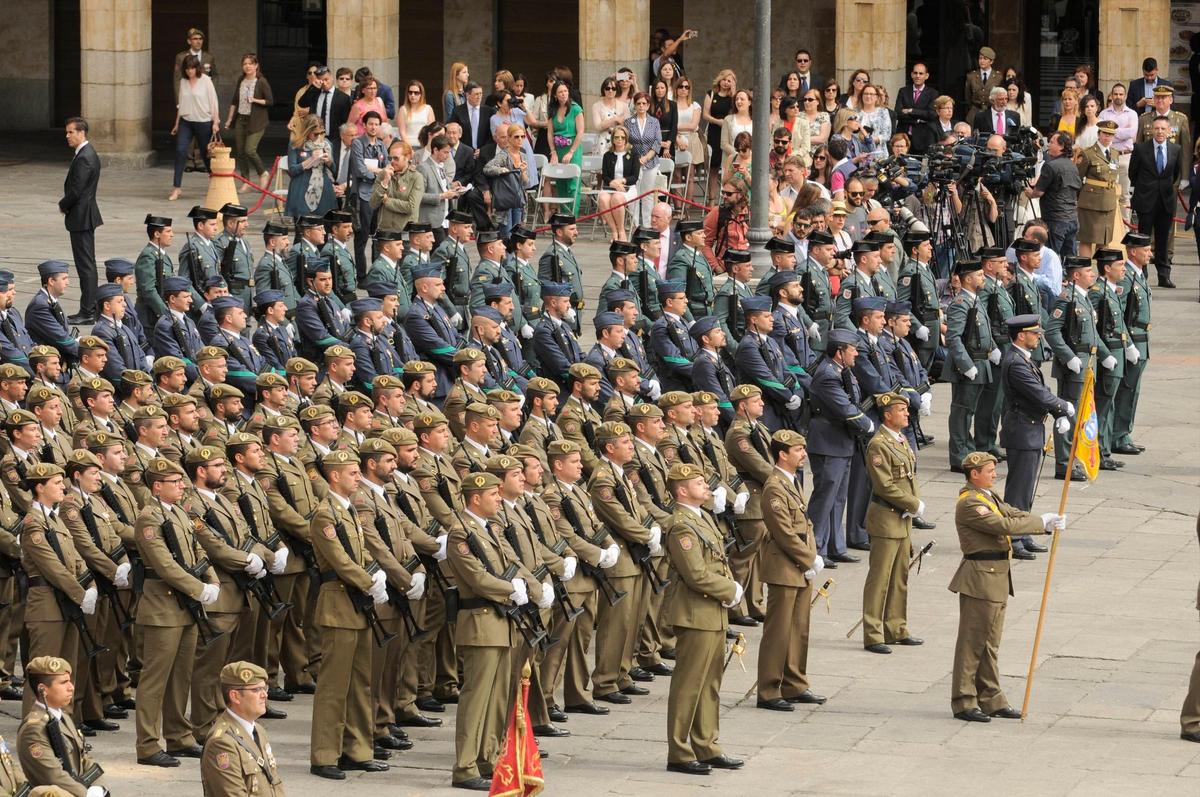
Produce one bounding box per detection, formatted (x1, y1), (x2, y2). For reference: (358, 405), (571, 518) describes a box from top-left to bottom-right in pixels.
(849, 191), (864, 197)
(825, 87), (838, 93)
(678, 84), (690, 90)
(603, 85), (615, 92)
(854, 77), (868, 83)
(408, 90), (421, 95)
(814, 155), (827, 161)
(796, 58), (810, 64)
(803, 97), (817, 102)
(721, 190), (739, 196)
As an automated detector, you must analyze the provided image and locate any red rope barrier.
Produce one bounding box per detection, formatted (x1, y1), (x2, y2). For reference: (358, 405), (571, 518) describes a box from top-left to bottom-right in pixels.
(210, 156), (286, 213)
(530, 188), (714, 234)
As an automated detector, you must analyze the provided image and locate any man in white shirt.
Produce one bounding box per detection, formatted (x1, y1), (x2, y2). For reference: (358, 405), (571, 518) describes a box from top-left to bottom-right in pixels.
(1098, 84), (1140, 213)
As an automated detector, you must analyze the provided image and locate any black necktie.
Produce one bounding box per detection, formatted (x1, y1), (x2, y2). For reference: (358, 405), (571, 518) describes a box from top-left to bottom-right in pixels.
(49, 300), (67, 329)
(252, 727), (262, 751)
(0, 312), (17, 344)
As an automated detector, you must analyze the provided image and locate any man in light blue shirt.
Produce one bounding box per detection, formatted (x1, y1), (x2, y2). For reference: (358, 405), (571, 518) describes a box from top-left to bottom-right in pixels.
(1005, 220), (1061, 311)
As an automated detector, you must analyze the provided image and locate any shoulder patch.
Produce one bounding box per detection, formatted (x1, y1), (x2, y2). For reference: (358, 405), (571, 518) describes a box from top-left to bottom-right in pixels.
(129, 470), (142, 483)
(308, 467), (321, 481)
(456, 541), (470, 556)
(28, 743), (42, 759)
(216, 751), (230, 770)
(841, 287), (853, 299)
(769, 498), (784, 512)
(30, 531), (44, 545)
(738, 439), (750, 453)
(871, 455), (883, 467)
(900, 276), (911, 286)
(1051, 308), (1063, 318)
(64, 508), (80, 522)
(662, 447), (677, 462)
(193, 517), (205, 532)
(563, 421), (580, 435)
(3, 470), (17, 485)
(418, 477), (433, 492)
(975, 505), (989, 516)
(679, 534), (694, 551)
(596, 486), (613, 501)
(143, 527), (157, 540)
(550, 506), (562, 519)
(257, 477), (272, 491)
(323, 526), (337, 539)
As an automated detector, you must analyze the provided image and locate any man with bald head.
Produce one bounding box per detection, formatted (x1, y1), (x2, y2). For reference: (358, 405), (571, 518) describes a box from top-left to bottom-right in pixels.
(649, 202), (675, 277)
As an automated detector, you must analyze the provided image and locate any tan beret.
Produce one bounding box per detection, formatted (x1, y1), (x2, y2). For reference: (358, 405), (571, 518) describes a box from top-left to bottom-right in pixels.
(152, 355), (187, 375)
(453, 347), (485, 364)
(666, 462), (706, 483)
(219, 660), (267, 688)
(324, 345), (354, 362)
(461, 471), (501, 492)
(196, 346), (228, 363)
(286, 357), (319, 375)
(525, 377), (560, 396)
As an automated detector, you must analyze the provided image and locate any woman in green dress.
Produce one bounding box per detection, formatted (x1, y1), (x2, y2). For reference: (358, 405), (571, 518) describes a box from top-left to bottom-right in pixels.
(549, 80), (585, 215)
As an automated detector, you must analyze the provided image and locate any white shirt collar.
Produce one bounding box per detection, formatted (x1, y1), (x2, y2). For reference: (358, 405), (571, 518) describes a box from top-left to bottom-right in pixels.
(225, 709), (257, 739)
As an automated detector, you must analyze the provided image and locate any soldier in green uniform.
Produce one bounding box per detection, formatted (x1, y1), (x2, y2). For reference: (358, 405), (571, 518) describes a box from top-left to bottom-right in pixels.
(944, 259), (996, 471)
(1075, 121), (1119, 258)
(253, 222), (299, 313)
(666, 220), (712, 320)
(307, 449), (389, 779)
(1113, 232), (1152, 455)
(200, 661), (285, 797)
(662, 462), (744, 775)
(364, 230), (407, 311)
(432, 210), (474, 328)
(283, 217), (326, 310)
(896, 231), (941, 368)
(1089, 249), (1135, 470)
(397, 222), (435, 313)
(320, 209), (358, 305)
(949, 451), (1064, 722)
(755, 236), (798, 297)
(214, 204), (255, 312)
(466, 229), (510, 311)
(713, 250), (754, 363)
(1008, 239), (1049, 360)
(501, 226), (541, 343)
(630, 226), (664, 324)
(973, 248), (1015, 458)
(596, 241), (643, 333)
(537, 214), (585, 335)
(134, 214), (176, 330)
(18, 655), (107, 796)
(834, 240), (881, 331)
(756, 429), (824, 710)
(1045, 257), (1103, 480)
(863, 228), (899, 299)
(794, 231), (836, 352)
(178, 206), (222, 314)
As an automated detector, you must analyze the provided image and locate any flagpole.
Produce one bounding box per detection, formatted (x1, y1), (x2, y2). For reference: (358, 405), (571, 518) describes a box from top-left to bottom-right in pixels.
(1020, 358), (1095, 720)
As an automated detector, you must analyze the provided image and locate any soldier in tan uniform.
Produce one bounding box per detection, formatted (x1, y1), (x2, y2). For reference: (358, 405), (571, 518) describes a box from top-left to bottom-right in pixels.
(186, 346), (232, 430)
(398, 361), (439, 429)
(724, 385), (772, 623)
(1182, 515), (1200, 743)
(949, 451), (1064, 722)
(310, 346), (355, 409)
(1075, 120), (1120, 258)
(69, 378), (124, 451)
(602, 357), (642, 423)
(28, 348), (75, 438)
(133, 457), (221, 766)
(0, 429), (24, 703)
(444, 471), (543, 791)
(158, 392), (202, 466)
(200, 661), (285, 797)
(756, 430), (826, 711)
(282, 357), (319, 417)
(332, 391), (372, 452)
(442, 348), (489, 440)
(307, 449), (389, 779)
(516, 377), (562, 454)
(451, 403), (498, 476)
(151, 355), (189, 402)
(368, 374), (406, 433)
(200, 384), (245, 450)
(242, 373), (291, 438)
(0, 731), (26, 796)
(1, 410), (43, 518)
(556, 364), (602, 477)
(124, 405), (172, 508)
(17, 656), (106, 797)
(26, 387), (71, 467)
(662, 463), (744, 775)
(487, 389), (522, 453)
(64, 337), (109, 417)
(861, 392), (924, 653)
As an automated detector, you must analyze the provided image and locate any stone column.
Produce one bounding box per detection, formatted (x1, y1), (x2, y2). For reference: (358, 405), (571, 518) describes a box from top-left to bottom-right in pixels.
(327, 0), (401, 98)
(579, 0), (649, 111)
(1098, 0), (1170, 96)
(80, 0), (153, 166)
(835, 0), (906, 96)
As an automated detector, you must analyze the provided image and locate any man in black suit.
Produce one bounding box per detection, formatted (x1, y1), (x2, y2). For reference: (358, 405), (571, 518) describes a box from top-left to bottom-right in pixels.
(445, 119), (490, 229)
(789, 49), (823, 97)
(59, 117), (102, 323)
(451, 82), (495, 154)
(972, 87), (1021, 136)
(894, 61), (938, 154)
(300, 65), (351, 165)
(1127, 57), (1163, 114)
(1128, 116), (1182, 286)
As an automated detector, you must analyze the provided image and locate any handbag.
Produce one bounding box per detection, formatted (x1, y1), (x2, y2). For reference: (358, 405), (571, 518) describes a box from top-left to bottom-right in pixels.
(492, 167), (526, 211)
(207, 132), (224, 158)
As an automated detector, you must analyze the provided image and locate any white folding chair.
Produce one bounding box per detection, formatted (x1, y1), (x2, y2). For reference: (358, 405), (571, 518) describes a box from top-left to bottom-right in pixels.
(579, 154), (604, 238)
(535, 162), (583, 220)
(668, 150), (692, 215)
(580, 132), (600, 156)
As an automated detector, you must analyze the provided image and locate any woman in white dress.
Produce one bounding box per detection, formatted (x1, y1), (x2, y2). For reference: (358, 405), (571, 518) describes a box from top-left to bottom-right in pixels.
(1074, 95), (1102, 150)
(397, 80), (434, 148)
(673, 76), (704, 204)
(720, 89), (753, 181)
(590, 76), (629, 155)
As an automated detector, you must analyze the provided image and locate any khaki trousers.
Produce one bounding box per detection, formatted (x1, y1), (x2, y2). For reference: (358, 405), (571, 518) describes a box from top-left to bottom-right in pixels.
(756, 582), (812, 701)
(862, 536), (911, 646)
(667, 627), (724, 764)
(135, 623), (198, 758)
(310, 625), (373, 766)
(951, 593), (1008, 714)
(452, 644), (512, 784)
(591, 574), (645, 696)
(727, 518), (766, 617)
(541, 589), (596, 708)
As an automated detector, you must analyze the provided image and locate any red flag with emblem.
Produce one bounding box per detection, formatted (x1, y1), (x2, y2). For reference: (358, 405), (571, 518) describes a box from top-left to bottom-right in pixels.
(489, 662), (544, 797)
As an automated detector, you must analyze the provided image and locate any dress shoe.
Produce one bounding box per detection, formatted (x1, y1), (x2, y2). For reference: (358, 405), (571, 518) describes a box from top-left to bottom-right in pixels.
(728, 615), (759, 627)
(138, 752), (181, 767)
(339, 756), (389, 771)
(102, 704), (127, 719)
(433, 691), (460, 704)
(396, 713), (442, 727)
(167, 744), (202, 758)
(954, 708), (991, 723)
(261, 706), (287, 720)
(548, 705), (567, 723)
(620, 684), (649, 696)
(702, 754), (744, 770)
(387, 726), (410, 741)
(890, 636), (924, 646)
(0, 686), (22, 700)
(1054, 465), (1087, 482)
(595, 691), (632, 704)
(67, 313), (96, 325)
(1113, 444), (1141, 455)
(1181, 730), (1200, 743)
(644, 662), (674, 676)
(660, 648), (676, 660)
(115, 696), (136, 709)
(452, 777), (491, 791)
(1011, 547), (1036, 561)
(565, 701), (609, 715)
(372, 746), (392, 760)
(80, 727), (95, 737)
(289, 683), (316, 695)
(1158, 278), (1176, 288)
(375, 734), (412, 750)
(1133, 443), (1146, 452)
(756, 697), (794, 711)
(1023, 541), (1048, 553)
(848, 541), (871, 551)
(989, 706), (1022, 719)
(864, 643), (892, 654)
(912, 517), (936, 530)
(829, 553), (860, 564)
(786, 690), (827, 705)
(725, 628), (739, 639)
(822, 558), (838, 569)
(416, 696), (446, 712)
(267, 687), (293, 702)
(532, 724), (570, 737)
(628, 667), (656, 682)
(310, 765), (346, 780)
(1099, 457), (1121, 471)
(10, 676), (23, 687)
(919, 434), (936, 445)
(666, 761), (712, 776)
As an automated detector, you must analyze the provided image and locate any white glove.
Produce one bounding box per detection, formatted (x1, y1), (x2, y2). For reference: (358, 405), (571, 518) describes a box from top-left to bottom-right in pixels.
(712, 485), (727, 515)
(813, 554), (825, 574)
(565, 307), (578, 324)
(1182, 179), (1190, 191)
(1040, 512), (1066, 532)
(919, 392), (932, 417)
(1125, 344), (1139, 364)
(1101, 355), (1117, 371)
(199, 584), (220, 606)
(254, 569), (267, 580)
(509, 577), (529, 606)
(537, 579), (555, 609)
(435, 533), (448, 561)
(1066, 356), (1082, 374)
(520, 323), (535, 339)
(647, 379), (662, 401)
(964, 365), (979, 381)
(114, 561), (131, 588)
(785, 394), (802, 411)
(561, 556), (577, 581)
(915, 325), (930, 342)
(864, 420), (875, 434)
(145, 354), (155, 370)
(405, 572), (426, 601)
(804, 568), (817, 580)
(368, 579), (388, 605)
(339, 307), (352, 324)
(988, 348), (1001, 365)
(722, 581), (745, 608)
(1054, 416), (1071, 435)
(733, 491), (749, 515)
(244, 553), (265, 575)
(86, 786), (105, 797)
(79, 586), (98, 615)
(916, 500), (926, 518)
(269, 547), (289, 575)
(648, 525), (662, 556)
(808, 322), (820, 341)
(449, 312), (463, 329)
(601, 544), (620, 569)
(371, 569), (387, 591)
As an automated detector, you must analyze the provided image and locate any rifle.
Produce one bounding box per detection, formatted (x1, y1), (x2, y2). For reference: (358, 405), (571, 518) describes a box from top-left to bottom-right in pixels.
(628, 516), (670, 594)
(199, 507), (291, 621)
(271, 462), (318, 576)
(497, 513), (555, 650)
(697, 437), (752, 552)
(392, 553), (432, 642)
(220, 235), (238, 285)
(294, 246), (307, 297)
(232, 472), (281, 549)
(557, 490), (627, 606)
(391, 481), (455, 601)
(523, 497), (584, 624)
(78, 503), (134, 631)
(331, 520), (396, 648)
(463, 529), (548, 650)
(39, 520), (108, 658)
(161, 517), (225, 648)
(45, 711), (106, 792)
(154, 248), (165, 305)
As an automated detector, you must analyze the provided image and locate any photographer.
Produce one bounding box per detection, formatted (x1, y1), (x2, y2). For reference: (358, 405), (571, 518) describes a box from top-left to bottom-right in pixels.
(1024, 131), (1081, 257)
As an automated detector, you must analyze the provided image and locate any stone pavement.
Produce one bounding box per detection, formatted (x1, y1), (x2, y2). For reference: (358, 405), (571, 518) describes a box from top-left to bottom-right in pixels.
(0, 148), (1197, 796)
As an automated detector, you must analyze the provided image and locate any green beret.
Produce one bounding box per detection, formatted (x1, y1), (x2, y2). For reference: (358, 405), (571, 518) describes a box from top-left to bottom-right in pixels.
(146, 457), (186, 480)
(484, 454), (522, 475)
(487, 389), (521, 405)
(605, 357), (640, 376)
(373, 374), (404, 390)
(210, 384), (245, 401)
(256, 372), (288, 389)
(568, 363), (602, 381)
(321, 449), (358, 469)
(377, 427), (418, 447)
(25, 385), (59, 408)
(161, 392), (199, 410)
(594, 421), (631, 442)
(121, 369), (153, 387)
(546, 440), (581, 457)
(323, 345), (354, 362)
(412, 411), (449, 431)
(658, 391), (694, 409)
(730, 384), (762, 402)
(402, 360), (437, 375)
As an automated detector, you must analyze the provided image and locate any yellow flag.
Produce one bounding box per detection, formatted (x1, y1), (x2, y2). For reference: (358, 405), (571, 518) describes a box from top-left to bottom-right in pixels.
(1072, 366), (1101, 480)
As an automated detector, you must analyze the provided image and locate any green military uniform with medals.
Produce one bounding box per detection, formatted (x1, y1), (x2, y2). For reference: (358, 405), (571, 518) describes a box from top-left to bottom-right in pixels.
(943, 261), (994, 470)
(897, 246), (941, 367)
(665, 243), (713, 320)
(834, 268), (878, 331)
(1113, 237), (1152, 451)
(134, 239), (176, 328)
(1088, 250), (1130, 462)
(713, 275), (753, 362)
(973, 266), (1015, 455)
(200, 662), (285, 797)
